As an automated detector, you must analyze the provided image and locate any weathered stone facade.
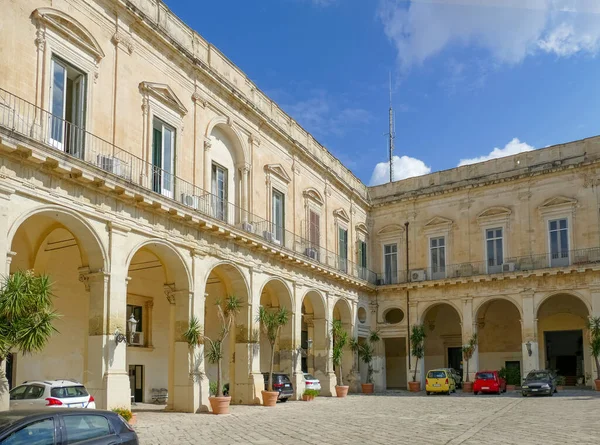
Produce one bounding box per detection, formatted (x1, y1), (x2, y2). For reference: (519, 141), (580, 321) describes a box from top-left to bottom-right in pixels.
(0, 0), (599, 413)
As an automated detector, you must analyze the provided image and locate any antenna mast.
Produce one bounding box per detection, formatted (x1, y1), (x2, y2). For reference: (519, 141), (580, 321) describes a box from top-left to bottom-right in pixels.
(388, 73), (395, 183)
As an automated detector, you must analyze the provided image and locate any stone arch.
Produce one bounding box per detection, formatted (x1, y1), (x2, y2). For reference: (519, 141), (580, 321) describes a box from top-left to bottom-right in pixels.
(205, 116), (249, 166)
(333, 297), (353, 323)
(535, 290), (592, 317)
(419, 300), (463, 325)
(258, 277), (294, 310)
(203, 260), (250, 299)
(473, 296), (523, 321)
(421, 302), (462, 376)
(300, 290), (328, 385)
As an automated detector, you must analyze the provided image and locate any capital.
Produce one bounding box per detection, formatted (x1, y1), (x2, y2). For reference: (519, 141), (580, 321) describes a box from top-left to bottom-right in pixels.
(204, 137), (212, 151)
(191, 91), (206, 107)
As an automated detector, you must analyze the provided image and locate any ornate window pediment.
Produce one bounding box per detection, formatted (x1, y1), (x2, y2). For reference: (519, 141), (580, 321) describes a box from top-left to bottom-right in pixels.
(477, 206), (511, 226)
(539, 196), (577, 211)
(303, 187), (324, 206)
(333, 208), (350, 223)
(355, 223), (369, 235)
(377, 224), (404, 236)
(264, 164), (291, 184)
(139, 82), (187, 117)
(424, 216), (453, 228)
(32, 8), (105, 62)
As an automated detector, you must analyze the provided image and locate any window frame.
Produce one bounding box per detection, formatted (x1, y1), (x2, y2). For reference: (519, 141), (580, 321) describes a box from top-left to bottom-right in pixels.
(485, 227), (505, 274)
(428, 235), (446, 280)
(547, 217), (571, 267)
(337, 224), (349, 273)
(211, 161), (229, 222)
(271, 187), (285, 244)
(61, 413), (115, 444)
(382, 242), (399, 285)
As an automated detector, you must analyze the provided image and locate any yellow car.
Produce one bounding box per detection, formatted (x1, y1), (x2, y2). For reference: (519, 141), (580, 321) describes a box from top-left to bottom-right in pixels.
(426, 369), (456, 395)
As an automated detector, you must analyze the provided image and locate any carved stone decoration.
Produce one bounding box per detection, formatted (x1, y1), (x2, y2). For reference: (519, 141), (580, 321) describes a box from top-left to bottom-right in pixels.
(35, 28), (46, 51)
(191, 91), (207, 107)
(111, 31), (134, 55)
(164, 283), (176, 305)
(139, 81), (188, 116)
(248, 133), (261, 147)
(78, 267), (91, 292)
(203, 137), (212, 151)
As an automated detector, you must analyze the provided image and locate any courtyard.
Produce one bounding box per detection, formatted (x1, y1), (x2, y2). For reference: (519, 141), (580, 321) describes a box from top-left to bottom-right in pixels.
(134, 390), (600, 444)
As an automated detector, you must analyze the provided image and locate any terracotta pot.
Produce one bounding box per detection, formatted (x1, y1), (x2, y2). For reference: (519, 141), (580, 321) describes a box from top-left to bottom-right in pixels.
(361, 383), (374, 394)
(209, 396), (231, 415)
(595, 379), (600, 391)
(462, 381), (473, 393)
(408, 381), (421, 392)
(128, 413), (137, 426)
(506, 385), (516, 391)
(302, 394), (315, 401)
(335, 385), (349, 398)
(262, 390), (279, 407)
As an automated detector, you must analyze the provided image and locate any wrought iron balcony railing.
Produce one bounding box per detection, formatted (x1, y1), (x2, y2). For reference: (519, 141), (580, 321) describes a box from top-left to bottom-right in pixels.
(376, 246), (600, 285)
(0, 87), (377, 284)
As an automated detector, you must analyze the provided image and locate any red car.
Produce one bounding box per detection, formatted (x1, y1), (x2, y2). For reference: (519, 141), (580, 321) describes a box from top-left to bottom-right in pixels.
(473, 370), (506, 395)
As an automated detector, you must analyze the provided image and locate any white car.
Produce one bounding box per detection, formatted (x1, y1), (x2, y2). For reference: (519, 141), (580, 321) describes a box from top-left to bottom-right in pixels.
(9, 379), (96, 410)
(303, 373), (321, 391)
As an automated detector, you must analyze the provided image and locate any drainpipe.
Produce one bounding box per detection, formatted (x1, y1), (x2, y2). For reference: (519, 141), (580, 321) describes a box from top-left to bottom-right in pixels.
(405, 221), (411, 369)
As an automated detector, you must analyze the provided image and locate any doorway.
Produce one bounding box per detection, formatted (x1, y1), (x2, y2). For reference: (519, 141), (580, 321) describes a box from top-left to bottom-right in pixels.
(384, 338), (407, 389)
(129, 365), (144, 403)
(448, 347), (462, 377)
(544, 330), (583, 385)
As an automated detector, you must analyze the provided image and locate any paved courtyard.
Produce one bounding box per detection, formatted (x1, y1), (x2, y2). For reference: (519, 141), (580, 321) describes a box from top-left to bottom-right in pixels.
(134, 390), (600, 444)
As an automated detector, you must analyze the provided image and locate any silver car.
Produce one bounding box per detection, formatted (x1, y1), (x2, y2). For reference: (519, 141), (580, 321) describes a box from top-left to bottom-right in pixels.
(303, 373), (321, 391)
(9, 379), (96, 410)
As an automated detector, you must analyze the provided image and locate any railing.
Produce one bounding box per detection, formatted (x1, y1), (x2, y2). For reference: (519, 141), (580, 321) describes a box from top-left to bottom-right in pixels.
(376, 246), (600, 285)
(0, 88), (377, 284)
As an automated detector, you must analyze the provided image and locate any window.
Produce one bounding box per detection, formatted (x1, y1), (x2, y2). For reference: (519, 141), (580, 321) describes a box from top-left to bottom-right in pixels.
(549, 218), (569, 267)
(152, 118), (175, 198)
(307, 210), (320, 260)
(358, 240), (367, 279)
(383, 243), (398, 284)
(126, 304), (144, 347)
(50, 386), (89, 399)
(211, 162), (228, 221)
(24, 385), (45, 399)
(338, 226), (348, 272)
(430, 236), (446, 279)
(63, 415), (112, 444)
(486, 228), (503, 273)
(49, 57), (86, 157)
(1, 418), (55, 445)
(9, 385), (28, 400)
(272, 189), (285, 243)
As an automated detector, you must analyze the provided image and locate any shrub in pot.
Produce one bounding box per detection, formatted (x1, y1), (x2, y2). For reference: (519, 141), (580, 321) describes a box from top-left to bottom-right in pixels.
(258, 305), (289, 406)
(332, 319), (350, 398)
(112, 407), (135, 425)
(587, 316), (600, 391)
(354, 331), (381, 394)
(409, 325), (425, 392)
(302, 389), (319, 401)
(461, 334), (477, 393)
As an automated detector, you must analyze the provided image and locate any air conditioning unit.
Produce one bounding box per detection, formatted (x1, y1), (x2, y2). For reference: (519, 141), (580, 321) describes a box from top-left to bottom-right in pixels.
(240, 222), (254, 233)
(180, 193), (199, 210)
(97, 154), (129, 179)
(129, 331), (144, 346)
(263, 231), (276, 243)
(411, 269), (426, 282)
(305, 247), (319, 260)
(376, 278), (385, 286)
(502, 262), (516, 272)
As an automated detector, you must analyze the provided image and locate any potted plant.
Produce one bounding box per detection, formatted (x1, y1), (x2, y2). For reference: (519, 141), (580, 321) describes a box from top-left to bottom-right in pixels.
(587, 316), (600, 391)
(112, 407), (135, 426)
(258, 305), (290, 406)
(355, 331), (381, 394)
(302, 389), (319, 401)
(409, 324), (426, 392)
(183, 295), (241, 415)
(461, 334), (477, 393)
(556, 375), (566, 391)
(505, 367), (521, 391)
(0, 270), (59, 411)
(331, 319), (350, 398)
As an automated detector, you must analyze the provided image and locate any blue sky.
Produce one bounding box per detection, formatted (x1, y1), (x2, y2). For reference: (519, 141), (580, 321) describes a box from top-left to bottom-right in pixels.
(165, 0), (600, 186)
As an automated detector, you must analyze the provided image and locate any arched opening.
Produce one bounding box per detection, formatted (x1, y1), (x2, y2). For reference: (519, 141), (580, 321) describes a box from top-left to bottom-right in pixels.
(301, 291), (327, 382)
(476, 299), (522, 384)
(537, 294), (590, 387)
(204, 263), (250, 404)
(125, 241), (191, 411)
(422, 303), (462, 379)
(382, 307), (407, 390)
(333, 299), (353, 386)
(8, 209), (106, 402)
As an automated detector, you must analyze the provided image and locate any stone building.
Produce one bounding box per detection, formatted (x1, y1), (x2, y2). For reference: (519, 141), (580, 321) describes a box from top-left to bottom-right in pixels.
(0, 0), (598, 412)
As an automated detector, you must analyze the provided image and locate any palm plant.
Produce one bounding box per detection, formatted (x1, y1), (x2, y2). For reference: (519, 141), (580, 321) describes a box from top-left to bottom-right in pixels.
(258, 306), (289, 392)
(356, 331), (381, 384)
(331, 319), (349, 386)
(587, 316), (600, 381)
(189, 295), (241, 398)
(462, 334), (478, 383)
(0, 271), (59, 407)
(410, 324), (426, 382)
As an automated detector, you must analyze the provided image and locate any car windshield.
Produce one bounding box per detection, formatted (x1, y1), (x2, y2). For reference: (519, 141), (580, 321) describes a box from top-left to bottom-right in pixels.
(427, 371), (446, 379)
(526, 372), (549, 380)
(51, 386), (88, 398)
(304, 374), (316, 380)
(476, 372), (495, 380)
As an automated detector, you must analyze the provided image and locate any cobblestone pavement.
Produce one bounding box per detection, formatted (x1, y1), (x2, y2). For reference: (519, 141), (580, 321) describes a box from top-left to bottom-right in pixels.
(134, 390), (600, 445)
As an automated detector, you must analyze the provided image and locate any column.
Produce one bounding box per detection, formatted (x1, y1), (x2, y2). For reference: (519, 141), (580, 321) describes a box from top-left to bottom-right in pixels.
(0, 185), (14, 411)
(240, 164), (250, 222)
(591, 286), (600, 386)
(290, 282), (305, 400)
(521, 292), (539, 379)
(348, 300), (362, 393)
(462, 297), (478, 383)
(317, 293), (336, 396)
(407, 301), (423, 387)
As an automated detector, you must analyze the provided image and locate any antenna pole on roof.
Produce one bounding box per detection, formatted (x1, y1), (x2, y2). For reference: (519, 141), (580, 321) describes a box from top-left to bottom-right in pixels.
(388, 72), (395, 183)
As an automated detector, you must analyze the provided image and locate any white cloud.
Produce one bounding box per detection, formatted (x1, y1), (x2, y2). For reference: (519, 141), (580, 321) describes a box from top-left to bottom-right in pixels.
(369, 155), (431, 186)
(378, 0), (600, 71)
(457, 138), (535, 166)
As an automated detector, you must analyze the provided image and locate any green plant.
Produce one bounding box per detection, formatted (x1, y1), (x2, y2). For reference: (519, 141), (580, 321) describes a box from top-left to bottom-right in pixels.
(331, 319), (349, 387)
(587, 316), (600, 381)
(355, 330), (381, 384)
(303, 389), (319, 397)
(410, 324), (426, 382)
(209, 381), (228, 397)
(112, 407), (132, 422)
(556, 375), (566, 386)
(461, 334), (478, 383)
(498, 367), (507, 381)
(202, 296), (242, 398)
(506, 367), (521, 386)
(182, 316), (203, 347)
(258, 305), (289, 392)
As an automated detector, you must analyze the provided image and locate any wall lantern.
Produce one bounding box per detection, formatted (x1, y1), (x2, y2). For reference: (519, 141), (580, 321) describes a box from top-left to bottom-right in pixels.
(114, 314), (138, 345)
(307, 338), (313, 350)
(526, 341), (532, 357)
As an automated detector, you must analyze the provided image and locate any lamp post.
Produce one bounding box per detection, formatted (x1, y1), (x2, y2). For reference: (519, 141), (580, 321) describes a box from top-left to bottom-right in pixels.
(127, 314), (138, 345)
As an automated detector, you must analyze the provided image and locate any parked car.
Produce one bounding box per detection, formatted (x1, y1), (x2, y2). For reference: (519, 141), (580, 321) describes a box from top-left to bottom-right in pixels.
(443, 368), (462, 389)
(303, 373), (321, 391)
(425, 369), (456, 395)
(521, 370), (558, 397)
(473, 371), (506, 395)
(9, 380), (96, 410)
(262, 373), (294, 402)
(0, 408), (138, 444)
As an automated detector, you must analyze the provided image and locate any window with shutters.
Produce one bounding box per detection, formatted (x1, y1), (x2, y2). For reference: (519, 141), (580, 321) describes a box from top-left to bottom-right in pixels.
(338, 226), (348, 273)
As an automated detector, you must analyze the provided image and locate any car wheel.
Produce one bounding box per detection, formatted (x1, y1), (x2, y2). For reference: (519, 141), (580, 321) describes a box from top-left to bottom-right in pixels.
(522, 392), (527, 397)
(426, 391), (430, 396)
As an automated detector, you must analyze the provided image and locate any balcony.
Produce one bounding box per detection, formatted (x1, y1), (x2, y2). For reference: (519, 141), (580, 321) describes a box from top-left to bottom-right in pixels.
(376, 246), (600, 286)
(0, 88), (377, 285)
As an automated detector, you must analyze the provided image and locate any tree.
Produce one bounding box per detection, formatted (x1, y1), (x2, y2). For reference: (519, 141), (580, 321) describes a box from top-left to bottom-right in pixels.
(258, 306), (289, 392)
(410, 325), (426, 382)
(183, 295), (241, 398)
(0, 270), (59, 409)
(587, 316), (600, 381)
(331, 319), (349, 387)
(355, 331), (381, 384)
(462, 334), (478, 383)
